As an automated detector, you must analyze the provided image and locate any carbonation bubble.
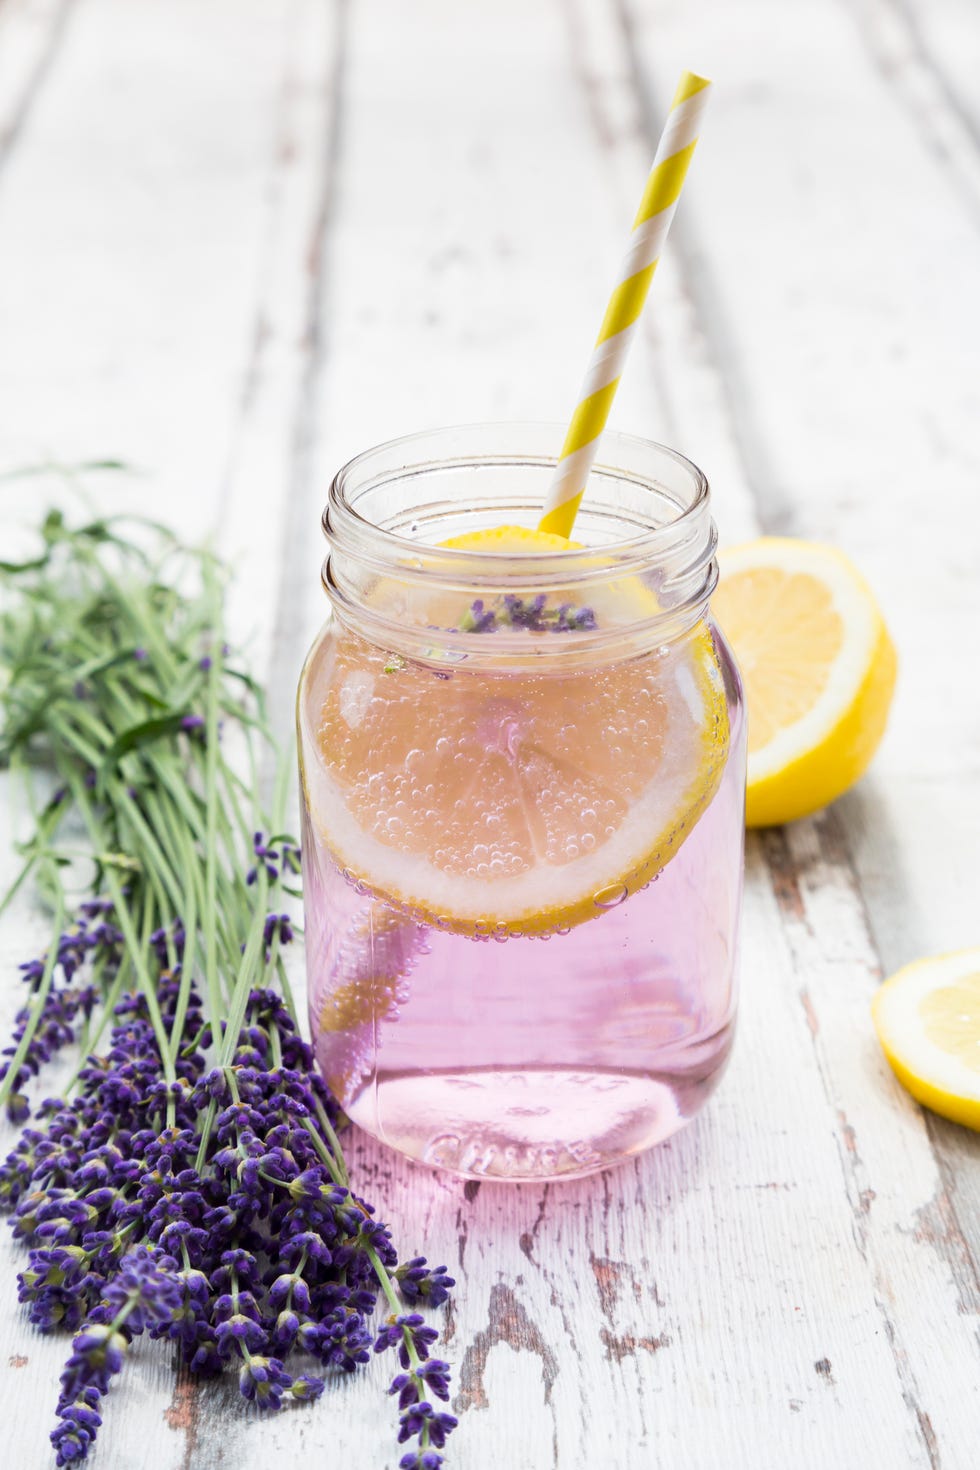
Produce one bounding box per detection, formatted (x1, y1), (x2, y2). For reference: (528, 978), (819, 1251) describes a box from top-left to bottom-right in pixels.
(594, 883), (628, 909)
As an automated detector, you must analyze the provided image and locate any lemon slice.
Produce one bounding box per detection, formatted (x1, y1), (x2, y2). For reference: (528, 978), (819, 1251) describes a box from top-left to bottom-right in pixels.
(872, 950), (980, 1131)
(711, 538), (897, 827)
(441, 525), (580, 554)
(307, 526), (729, 935)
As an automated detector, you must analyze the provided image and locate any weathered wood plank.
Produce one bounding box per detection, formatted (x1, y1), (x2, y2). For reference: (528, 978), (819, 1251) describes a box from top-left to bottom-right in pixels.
(608, 0), (980, 1456)
(842, 0), (980, 228)
(276, 0), (979, 1465)
(900, 0), (980, 143)
(1, 0), (978, 1467)
(0, 1), (344, 1466)
(0, 0), (76, 178)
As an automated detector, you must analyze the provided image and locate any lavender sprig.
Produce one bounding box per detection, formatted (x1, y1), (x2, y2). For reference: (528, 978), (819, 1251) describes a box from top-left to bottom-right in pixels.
(459, 593), (597, 634)
(0, 509), (455, 1466)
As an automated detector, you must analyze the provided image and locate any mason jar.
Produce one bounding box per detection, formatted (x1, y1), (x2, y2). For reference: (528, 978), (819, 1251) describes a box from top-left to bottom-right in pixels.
(297, 423), (745, 1181)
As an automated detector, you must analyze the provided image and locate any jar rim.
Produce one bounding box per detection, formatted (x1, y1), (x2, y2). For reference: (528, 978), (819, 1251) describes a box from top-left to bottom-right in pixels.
(325, 421), (711, 568)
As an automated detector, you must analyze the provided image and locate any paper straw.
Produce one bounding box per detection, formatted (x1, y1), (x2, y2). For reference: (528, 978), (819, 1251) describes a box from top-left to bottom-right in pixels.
(539, 70), (712, 538)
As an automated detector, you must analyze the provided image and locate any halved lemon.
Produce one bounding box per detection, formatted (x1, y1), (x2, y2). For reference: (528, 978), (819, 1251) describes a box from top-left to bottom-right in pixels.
(306, 526), (729, 935)
(872, 950), (980, 1131)
(711, 538), (897, 827)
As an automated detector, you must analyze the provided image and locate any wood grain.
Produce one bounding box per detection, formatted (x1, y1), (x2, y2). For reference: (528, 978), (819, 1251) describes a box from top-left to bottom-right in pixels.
(0, 0), (76, 178)
(0, 1), (977, 1467)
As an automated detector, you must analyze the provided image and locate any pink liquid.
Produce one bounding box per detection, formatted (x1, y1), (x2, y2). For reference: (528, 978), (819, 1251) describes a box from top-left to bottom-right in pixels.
(302, 638), (744, 1181)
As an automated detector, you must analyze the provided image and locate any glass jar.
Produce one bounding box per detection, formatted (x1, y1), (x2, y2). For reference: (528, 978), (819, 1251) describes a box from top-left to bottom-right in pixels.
(297, 423), (744, 1181)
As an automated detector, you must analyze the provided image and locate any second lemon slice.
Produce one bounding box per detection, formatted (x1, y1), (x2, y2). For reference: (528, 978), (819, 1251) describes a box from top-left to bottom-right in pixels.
(872, 950), (980, 1131)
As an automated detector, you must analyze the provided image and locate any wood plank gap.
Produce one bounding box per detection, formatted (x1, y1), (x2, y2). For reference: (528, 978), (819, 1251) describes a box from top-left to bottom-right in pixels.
(919, 1113), (980, 1319)
(605, 0), (788, 530)
(602, 0), (974, 1281)
(0, 0), (78, 182)
(838, 0), (980, 231)
(762, 815), (973, 1469)
(577, 6), (980, 1452)
(264, 0), (350, 749)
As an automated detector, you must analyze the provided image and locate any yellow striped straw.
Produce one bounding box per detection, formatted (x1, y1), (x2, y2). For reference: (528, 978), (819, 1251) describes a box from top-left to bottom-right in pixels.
(539, 70), (712, 538)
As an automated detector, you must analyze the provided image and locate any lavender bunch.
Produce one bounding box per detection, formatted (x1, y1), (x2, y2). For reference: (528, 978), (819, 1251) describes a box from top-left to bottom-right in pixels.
(0, 509), (456, 1467)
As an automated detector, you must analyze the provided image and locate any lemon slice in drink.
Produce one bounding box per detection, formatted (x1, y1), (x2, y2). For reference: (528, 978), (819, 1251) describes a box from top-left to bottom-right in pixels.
(872, 950), (980, 1131)
(711, 538), (897, 828)
(310, 526), (729, 936)
(442, 526), (577, 554)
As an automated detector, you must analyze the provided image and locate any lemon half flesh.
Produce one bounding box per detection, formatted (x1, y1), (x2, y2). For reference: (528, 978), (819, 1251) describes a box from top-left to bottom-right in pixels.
(711, 537), (896, 827)
(872, 950), (980, 1131)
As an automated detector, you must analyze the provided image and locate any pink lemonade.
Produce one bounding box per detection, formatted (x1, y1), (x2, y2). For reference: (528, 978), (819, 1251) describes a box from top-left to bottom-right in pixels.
(298, 425), (746, 1181)
(301, 636), (743, 1180)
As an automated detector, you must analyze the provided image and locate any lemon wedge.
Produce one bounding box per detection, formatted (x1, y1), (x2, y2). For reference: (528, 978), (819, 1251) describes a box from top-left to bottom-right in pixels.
(711, 538), (897, 827)
(872, 950), (980, 1131)
(308, 525), (729, 935)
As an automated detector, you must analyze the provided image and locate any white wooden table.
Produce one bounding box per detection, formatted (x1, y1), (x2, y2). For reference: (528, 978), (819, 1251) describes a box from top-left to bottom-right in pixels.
(1, 2), (978, 1466)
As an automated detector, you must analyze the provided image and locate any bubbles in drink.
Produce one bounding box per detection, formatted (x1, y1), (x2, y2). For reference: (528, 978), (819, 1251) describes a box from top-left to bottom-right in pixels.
(594, 883), (629, 909)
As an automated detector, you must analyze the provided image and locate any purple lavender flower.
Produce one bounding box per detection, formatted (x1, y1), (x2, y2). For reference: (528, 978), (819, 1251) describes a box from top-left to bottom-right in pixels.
(56, 1325), (127, 1405)
(271, 1307), (301, 1354)
(460, 591), (597, 635)
(237, 1355), (293, 1409)
(398, 1452), (447, 1470)
(464, 599), (497, 633)
(374, 1312), (440, 1368)
(262, 912), (294, 958)
(290, 1373), (325, 1402)
(1, 909), (452, 1467)
(394, 1257), (455, 1308)
(268, 1271), (310, 1312)
(397, 1401), (458, 1448)
(246, 831), (280, 886)
(51, 1386), (103, 1467)
(215, 1314), (267, 1359)
(295, 1301), (372, 1372)
(1, 978), (97, 1120)
(101, 1245), (182, 1329)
